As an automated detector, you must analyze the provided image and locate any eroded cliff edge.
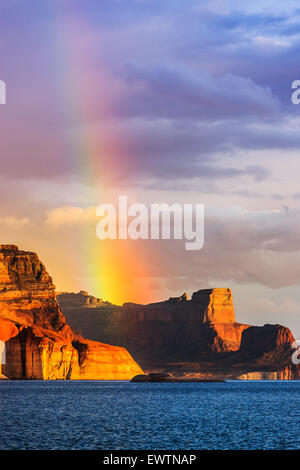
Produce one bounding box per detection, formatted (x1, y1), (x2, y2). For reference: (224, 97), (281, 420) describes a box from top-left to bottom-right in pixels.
(0, 245), (143, 380)
(58, 289), (300, 379)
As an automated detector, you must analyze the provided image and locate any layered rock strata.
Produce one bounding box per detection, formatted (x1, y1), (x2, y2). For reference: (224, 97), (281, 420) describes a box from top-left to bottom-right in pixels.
(59, 288), (300, 379)
(0, 245), (142, 380)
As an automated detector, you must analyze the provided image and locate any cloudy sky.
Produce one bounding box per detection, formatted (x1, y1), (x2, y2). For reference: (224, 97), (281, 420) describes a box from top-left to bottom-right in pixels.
(1, 0), (300, 336)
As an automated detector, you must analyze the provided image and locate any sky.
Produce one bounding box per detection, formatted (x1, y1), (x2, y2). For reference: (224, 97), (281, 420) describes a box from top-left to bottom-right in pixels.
(1, 0), (300, 336)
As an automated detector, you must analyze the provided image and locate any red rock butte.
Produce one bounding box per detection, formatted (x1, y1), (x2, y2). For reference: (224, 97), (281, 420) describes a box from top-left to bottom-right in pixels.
(58, 287), (300, 380)
(0, 245), (143, 380)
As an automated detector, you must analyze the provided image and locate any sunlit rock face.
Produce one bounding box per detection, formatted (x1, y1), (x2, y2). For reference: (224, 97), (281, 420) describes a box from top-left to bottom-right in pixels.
(191, 288), (236, 324)
(58, 290), (112, 309)
(237, 366), (299, 380)
(0, 245), (143, 380)
(59, 288), (300, 380)
(59, 288), (246, 356)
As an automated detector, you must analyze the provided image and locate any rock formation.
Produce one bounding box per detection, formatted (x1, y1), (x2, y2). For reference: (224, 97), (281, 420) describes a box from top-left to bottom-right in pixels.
(0, 245), (143, 380)
(131, 373), (225, 383)
(58, 288), (300, 380)
(58, 290), (112, 308)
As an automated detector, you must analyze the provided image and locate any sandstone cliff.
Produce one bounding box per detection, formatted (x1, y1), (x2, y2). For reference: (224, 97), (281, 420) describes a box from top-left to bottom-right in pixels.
(58, 290), (112, 308)
(0, 245), (142, 380)
(58, 288), (300, 380)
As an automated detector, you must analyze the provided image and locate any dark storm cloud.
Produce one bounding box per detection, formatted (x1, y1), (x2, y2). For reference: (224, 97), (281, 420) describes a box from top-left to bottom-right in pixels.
(141, 207), (300, 290)
(1, 0), (300, 183)
(120, 64), (279, 120)
(87, 116), (298, 183)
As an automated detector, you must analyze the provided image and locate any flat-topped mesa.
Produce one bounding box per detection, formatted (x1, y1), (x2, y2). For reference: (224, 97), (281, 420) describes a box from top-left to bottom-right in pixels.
(57, 290), (110, 309)
(165, 288), (235, 324)
(191, 288), (236, 324)
(58, 287), (243, 362)
(59, 287), (300, 379)
(0, 245), (143, 380)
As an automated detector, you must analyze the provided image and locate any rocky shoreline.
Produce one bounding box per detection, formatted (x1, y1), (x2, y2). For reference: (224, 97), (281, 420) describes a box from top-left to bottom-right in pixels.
(131, 373), (226, 382)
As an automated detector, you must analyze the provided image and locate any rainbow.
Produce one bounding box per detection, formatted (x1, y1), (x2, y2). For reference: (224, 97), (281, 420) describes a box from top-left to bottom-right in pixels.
(51, 6), (158, 305)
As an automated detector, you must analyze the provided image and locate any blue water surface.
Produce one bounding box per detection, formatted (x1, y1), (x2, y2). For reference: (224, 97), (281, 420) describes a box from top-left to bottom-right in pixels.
(0, 380), (299, 450)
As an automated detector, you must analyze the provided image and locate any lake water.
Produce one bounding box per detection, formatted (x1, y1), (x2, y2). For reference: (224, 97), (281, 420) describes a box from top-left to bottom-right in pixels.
(0, 380), (299, 450)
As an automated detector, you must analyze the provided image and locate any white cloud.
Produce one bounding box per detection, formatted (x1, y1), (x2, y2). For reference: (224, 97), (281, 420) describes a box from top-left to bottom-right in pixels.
(45, 206), (97, 228)
(0, 216), (30, 227)
(253, 36), (289, 48)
